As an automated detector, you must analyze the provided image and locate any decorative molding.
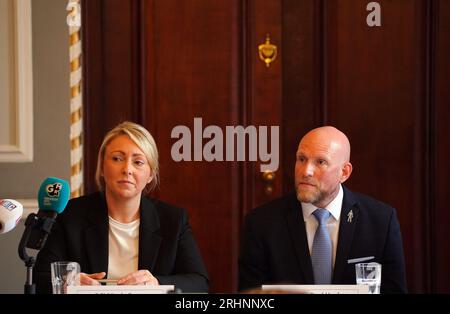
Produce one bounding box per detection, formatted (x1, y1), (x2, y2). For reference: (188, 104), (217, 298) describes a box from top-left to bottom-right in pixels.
(0, 0), (33, 162)
(17, 198), (38, 218)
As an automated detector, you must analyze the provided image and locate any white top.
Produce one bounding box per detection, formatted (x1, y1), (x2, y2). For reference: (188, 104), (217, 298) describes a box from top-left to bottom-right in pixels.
(301, 184), (344, 268)
(107, 216), (140, 279)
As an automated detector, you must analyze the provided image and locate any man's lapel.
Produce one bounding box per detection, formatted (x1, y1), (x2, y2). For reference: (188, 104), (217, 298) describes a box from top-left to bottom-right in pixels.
(333, 187), (359, 283)
(285, 195), (314, 284)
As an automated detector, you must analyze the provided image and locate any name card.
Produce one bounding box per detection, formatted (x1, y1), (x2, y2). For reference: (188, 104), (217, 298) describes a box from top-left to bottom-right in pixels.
(66, 285), (175, 294)
(262, 284), (370, 294)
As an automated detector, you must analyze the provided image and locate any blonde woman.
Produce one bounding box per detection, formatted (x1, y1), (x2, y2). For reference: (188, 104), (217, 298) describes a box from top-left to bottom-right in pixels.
(35, 122), (209, 293)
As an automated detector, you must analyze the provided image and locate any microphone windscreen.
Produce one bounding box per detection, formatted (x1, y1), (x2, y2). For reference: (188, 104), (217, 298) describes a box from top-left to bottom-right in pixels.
(37, 177), (70, 214)
(0, 199), (23, 234)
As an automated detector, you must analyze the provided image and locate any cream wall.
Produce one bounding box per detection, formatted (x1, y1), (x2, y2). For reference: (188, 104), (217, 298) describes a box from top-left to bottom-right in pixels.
(0, 0), (17, 148)
(0, 0), (70, 293)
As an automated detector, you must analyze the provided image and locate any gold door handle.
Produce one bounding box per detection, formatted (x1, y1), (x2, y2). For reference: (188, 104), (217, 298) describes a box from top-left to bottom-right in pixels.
(262, 171), (276, 195)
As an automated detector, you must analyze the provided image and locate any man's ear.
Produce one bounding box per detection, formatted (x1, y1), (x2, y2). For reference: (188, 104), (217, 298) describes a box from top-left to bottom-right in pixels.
(340, 162), (353, 183)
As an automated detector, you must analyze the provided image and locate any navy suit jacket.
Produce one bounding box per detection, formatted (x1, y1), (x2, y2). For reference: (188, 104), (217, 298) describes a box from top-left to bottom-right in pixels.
(238, 186), (407, 293)
(34, 192), (209, 293)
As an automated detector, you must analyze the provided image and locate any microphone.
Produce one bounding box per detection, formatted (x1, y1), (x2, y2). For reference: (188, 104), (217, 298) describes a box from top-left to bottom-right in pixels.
(0, 199), (23, 234)
(18, 177), (70, 294)
(19, 177), (70, 251)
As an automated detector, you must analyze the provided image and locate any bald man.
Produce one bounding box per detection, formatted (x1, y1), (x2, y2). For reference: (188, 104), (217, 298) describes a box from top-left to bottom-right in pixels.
(239, 126), (407, 293)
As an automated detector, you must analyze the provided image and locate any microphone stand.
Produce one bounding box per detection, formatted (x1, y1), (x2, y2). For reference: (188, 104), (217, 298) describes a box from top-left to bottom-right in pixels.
(18, 213), (56, 294)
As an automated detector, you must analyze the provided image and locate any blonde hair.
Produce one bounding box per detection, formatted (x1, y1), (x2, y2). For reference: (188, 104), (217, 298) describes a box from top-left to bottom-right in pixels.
(95, 121), (159, 192)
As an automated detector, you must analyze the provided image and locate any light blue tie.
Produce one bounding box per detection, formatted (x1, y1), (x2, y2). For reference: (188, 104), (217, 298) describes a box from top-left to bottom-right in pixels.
(311, 208), (332, 284)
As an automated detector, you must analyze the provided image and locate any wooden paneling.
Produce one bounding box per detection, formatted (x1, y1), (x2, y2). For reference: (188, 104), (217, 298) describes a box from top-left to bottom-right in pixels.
(244, 0), (283, 212)
(434, 0), (450, 293)
(322, 0), (429, 292)
(281, 0), (324, 194)
(142, 0), (241, 293)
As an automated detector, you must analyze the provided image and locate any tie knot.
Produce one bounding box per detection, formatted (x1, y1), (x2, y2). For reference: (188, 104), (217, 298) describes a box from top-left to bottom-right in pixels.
(313, 208), (330, 225)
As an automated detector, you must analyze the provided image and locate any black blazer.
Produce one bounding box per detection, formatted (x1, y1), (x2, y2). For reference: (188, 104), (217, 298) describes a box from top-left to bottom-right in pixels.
(34, 192), (209, 293)
(238, 186), (407, 293)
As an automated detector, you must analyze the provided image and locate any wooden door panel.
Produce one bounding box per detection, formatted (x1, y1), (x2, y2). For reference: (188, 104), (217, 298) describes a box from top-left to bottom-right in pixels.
(143, 0), (241, 293)
(243, 0), (283, 213)
(281, 0), (324, 194)
(324, 0), (428, 292)
(434, 0), (450, 293)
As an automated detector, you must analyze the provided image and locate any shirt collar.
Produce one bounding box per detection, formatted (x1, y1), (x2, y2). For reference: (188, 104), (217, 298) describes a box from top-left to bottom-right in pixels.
(301, 184), (344, 221)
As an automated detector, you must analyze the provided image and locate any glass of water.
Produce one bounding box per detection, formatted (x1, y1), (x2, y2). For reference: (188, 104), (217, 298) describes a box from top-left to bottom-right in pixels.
(50, 261), (80, 294)
(355, 262), (381, 294)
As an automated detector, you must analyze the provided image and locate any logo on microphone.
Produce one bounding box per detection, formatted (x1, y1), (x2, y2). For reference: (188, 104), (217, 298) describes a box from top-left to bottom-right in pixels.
(0, 200), (17, 211)
(46, 183), (62, 197)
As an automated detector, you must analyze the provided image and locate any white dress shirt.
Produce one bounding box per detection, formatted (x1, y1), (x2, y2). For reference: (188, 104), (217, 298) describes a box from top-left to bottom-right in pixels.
(301, 184), (343, 268)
